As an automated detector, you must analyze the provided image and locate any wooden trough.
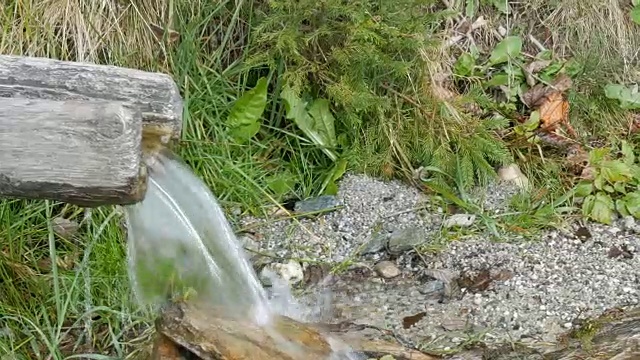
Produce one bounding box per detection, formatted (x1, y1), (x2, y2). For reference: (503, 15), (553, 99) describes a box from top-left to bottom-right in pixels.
(0, 55), (183, 206)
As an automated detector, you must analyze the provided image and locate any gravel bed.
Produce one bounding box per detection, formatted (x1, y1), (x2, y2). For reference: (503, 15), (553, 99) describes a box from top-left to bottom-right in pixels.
(239, 173), (640, 348)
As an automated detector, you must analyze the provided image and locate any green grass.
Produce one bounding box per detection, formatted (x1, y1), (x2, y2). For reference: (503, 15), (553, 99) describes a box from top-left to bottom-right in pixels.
(0, 0), (639, 358)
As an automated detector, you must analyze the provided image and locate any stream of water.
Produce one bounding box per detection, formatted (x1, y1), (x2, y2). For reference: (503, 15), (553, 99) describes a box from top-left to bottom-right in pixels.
(123, 150), (362, 359)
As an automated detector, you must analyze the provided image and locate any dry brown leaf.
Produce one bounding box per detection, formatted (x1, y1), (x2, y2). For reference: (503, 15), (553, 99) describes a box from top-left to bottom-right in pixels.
(52, 217), (79, 239)
(431, 82), (457, 101)
(522, 73), (573, 108)
(552, 73), (573, 92)
(521, 83), (549, 108)
(402, 311), (426, 329)
(149, 23), (180, 43)
(524, 60), (552, 87)
(538, 91), (569, 132)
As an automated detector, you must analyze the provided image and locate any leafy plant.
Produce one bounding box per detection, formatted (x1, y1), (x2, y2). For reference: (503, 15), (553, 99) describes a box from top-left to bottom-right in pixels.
(631, 0), (640, 25)
(573, 140), (640, 224)
(604, 83), (640, 110)
(250, 0), (511, 193)
(226, 77), (269, 142)
(281, 86), (339, 162)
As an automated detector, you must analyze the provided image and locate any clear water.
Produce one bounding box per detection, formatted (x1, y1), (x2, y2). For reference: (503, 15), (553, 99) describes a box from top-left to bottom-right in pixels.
(123, 150), (364, 359)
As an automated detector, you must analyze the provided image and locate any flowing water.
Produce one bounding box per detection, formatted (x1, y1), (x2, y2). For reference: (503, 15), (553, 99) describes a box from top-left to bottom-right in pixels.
(123, 150), (363, 359)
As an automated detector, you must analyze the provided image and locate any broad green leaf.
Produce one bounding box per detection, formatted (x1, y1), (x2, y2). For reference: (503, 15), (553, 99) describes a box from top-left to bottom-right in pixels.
(623, 191), (640, 218)
(332, 158), (348, 181)
(588, 193), (614, 224)
(488, 36), (522, 66)
(614, 181), (627, 194)
(281, 86), (338, 161)
(604, 83), (640, 109)
(616, 199), (631, 217)
(573, 181), (593, 197)
(600, 160), (633, 183)
(524, 111), (541, 132)
(565, 59), (584, 77)
(485, 74), (510, 88)
(226, 77), (268, 142)
(631, 5), (640, 25)
(540, 62), (564, 78)
(229, 122), (261, 142)
(324, 181), (339, 195)
(454, 53), (475, 77)
(621, 140), (635, 165)
(322, 158), (348, 195)
(308, 98), (337, 148)
(466, 0), (478, 18)
(588, 147), (609, 165)
(594, 175), (604, 190)
(267, 173), (297, 197)
(582, 194), (595, 218)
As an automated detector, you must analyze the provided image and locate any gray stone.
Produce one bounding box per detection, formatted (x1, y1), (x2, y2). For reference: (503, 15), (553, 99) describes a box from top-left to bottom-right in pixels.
(359, 233), (389, 254)
(419, 280), (445, 295)
(443, 213), (476, 228)
(387, 226), (429, 254)
(294, 195), (341, 214)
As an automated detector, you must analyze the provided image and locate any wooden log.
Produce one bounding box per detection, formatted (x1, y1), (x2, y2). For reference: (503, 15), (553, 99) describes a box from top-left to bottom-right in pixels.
(151, 301), (438, 360)
(152, 301), (640, 360)
(0, 98), (146, 207)
(0, 54), (183, 142)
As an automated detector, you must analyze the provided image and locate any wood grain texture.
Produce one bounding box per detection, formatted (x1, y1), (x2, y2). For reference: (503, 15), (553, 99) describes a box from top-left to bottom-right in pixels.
(152, 301), (438, 360)
(0, 54), (183, 142)
(152, 301), (640, 360)
(0, 98), (146, 206)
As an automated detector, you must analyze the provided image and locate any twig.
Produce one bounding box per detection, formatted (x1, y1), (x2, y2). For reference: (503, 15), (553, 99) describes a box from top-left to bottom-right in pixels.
(528, 34), (547, 53)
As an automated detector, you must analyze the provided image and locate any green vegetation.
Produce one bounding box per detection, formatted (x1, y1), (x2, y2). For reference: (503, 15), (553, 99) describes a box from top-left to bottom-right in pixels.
(0, 0), (639, 358)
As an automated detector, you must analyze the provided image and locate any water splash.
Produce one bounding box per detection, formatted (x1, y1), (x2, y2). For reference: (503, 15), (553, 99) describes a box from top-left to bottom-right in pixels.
(124, 150), (270, 324)
(124, 150), (364, 359)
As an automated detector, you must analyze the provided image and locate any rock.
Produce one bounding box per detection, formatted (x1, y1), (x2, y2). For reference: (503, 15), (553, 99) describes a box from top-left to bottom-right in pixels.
(360, 233), (389, 254)
(497, 163), (529, 190)
(52, 217), (79, 239)
(419, 280), (445, 296)
(294, 195), (341, 214)
(443, 214), (476, 228)
(259, 260), (304, 286)
(387, 227), (429, 254)
(374, 261), (401, 279)
(622, 216), (639, 233)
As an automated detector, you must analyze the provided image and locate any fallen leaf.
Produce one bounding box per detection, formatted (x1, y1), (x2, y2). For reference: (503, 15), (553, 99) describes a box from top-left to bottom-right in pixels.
(402, 312), (426, 329)
(492, 269), (514, 282)
(608, 245), (634, 259)
(574, 226), (592, 240)
(149, 23), (180, 43)
(552, 73), (573, 92)
(521, 83), (549, 108)
(524, 59), (552, 86)
(538, 91), (569, 132)
(52, 217), (79, 239)
(457, 269), (493, 292)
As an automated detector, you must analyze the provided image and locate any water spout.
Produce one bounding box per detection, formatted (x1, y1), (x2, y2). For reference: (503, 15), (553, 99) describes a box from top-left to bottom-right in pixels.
(124, 150), (271, 324)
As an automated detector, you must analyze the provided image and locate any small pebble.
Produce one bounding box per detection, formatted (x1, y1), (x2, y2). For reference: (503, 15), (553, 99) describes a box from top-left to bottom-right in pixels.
(374, 261), (401, 279)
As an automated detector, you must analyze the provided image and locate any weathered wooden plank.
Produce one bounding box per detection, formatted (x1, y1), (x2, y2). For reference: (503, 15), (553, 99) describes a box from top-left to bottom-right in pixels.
(0, 54), (183, 142)
(0, 98), (146, 207)
(152, 301), (438, 360)
(152, 301), (640, 360)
